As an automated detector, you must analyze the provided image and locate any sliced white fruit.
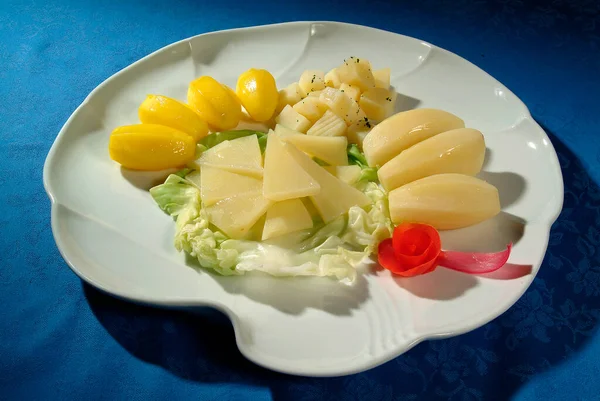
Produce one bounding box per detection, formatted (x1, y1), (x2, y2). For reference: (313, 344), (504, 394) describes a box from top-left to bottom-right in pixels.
(262, 198), (314, 240)
(197, 135), (263, 177)
(306, 110), (347, 137)
(299, 70), (326, 96)
(388, 173), (500, 230)
(263, 133), (320, 201)
(378, 128), (486, 191)
(281, 132), (348, 165)
(359, 87), (397, 121)
(197, 165), (263, 206)
(292, 97), (328, 123)
(324, 165), (362, 185)
(336, 60), (376, 91)
(275, 104), (312, 133)
(363, 108), (465, 167)
(339, 83), (361, 102)
(307, 90), (323, 98)
(286, 143), (371, 222)
(324, 68), (342, 88)
(276, 82), (304, 113)
(205, 191), (273, 239)
(373, 68), (390, 89)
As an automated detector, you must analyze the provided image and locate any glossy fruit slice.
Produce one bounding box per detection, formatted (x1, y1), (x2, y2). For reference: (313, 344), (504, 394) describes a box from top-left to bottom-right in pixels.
(388, 173), (500, 230)
(138, 95), (209, 141)
(236, 68), (278, 122)
(187, 76), (242, 130)
(362, 108), (465, 167)
(378, 128), (485, 191)
(109, 124), (196, 171)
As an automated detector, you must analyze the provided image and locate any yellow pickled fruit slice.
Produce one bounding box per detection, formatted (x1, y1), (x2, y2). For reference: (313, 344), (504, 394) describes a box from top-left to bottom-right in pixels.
(388, 173), (500, 230)
(378, 128), (485, 191)
(109, 124), (196, 171)
(363, 108), (465, 167)
(205, 191), (273, 239)
(138, 95), (209, 141)
(236, 68), (278, 122)
(187, 76), (242, 131)
(261, 198), (314, 241)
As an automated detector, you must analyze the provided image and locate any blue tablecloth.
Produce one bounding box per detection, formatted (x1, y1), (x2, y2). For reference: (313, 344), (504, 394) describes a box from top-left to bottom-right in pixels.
(2, 0), (599, 399)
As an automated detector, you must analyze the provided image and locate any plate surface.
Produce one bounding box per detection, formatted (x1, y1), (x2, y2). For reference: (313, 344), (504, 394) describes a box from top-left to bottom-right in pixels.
(43, 21), (564, 376)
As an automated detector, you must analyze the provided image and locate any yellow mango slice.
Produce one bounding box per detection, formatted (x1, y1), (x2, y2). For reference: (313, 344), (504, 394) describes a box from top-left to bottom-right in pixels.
(187, 76), (242, 131)
(109, 124), (195, 171)
(236, 68), (278, 122)
(138, 95), (209, 141)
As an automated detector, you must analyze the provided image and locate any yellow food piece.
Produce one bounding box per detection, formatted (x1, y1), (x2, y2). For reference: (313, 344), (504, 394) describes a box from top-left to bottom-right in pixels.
(324, 165), (362, 185)
(359, 88), (397, 121)
(378, 128), (485, 191)
(306, 110), (347, 137)
(276, 82), (304, 113)
(292, 97), (328, 123)
(194, 165), (263, 206)
(373, 68), (391, 89)
(339, 83), (361, 102)
(324, 68), (342, 88)
(205, 191), (273, 239)
(319, 88), (366, 126)
(197, 135), (263, 177)
(138, 95), (209, 142)
(187, 76), (242, 130)
(346, 123), (370, 149)
(298, 70), (326, 96)
(363, 108), (465, 167)
(286, 143), (371, 222)
(336, 60), (376, 91)
(263, 133), (320, 201)
(236, 68), (278, 122)
(307, 90), (323, 98)
(109, 124), (195, 171)
(388, 173), (500, 230)
(275, 104), (312, 133)
(262, 198), (314, 240)
(280, 131), (348, 165)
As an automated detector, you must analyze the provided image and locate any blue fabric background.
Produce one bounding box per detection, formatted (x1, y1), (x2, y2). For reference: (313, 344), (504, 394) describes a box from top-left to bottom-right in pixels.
(1, 0), (599, 399)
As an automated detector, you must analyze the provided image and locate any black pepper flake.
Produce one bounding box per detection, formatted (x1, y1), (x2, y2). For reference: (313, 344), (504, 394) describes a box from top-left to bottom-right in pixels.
(340, 89), (344, 92)
(356, 58), (360, 63)
(311, 74), (316, 84)
(385, 97), (391, 101)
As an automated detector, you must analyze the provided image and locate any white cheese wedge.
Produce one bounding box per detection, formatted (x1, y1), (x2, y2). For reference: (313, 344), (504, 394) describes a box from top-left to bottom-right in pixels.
(262, 198), (314, 240)
(285, 143), (371, 222)
(197, 135), (263, 177)
(324, 165), (362, 185)
(281, 133), (348, 166)
(205, 191), (273, 239)
(197, 165), (263, 206)
(263, 133), (321, 201)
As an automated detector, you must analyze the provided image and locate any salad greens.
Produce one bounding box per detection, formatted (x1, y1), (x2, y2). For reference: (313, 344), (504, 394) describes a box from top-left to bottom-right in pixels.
(150, 131), (392, 284)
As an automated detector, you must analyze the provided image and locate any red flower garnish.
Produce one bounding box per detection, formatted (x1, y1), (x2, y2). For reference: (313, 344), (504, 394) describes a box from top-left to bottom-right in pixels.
(378, 224), (441, 277)
(378, 223), (515, 277)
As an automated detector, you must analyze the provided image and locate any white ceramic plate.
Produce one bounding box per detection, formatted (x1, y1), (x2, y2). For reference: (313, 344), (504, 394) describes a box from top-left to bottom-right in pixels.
(43, 21), (564, 377)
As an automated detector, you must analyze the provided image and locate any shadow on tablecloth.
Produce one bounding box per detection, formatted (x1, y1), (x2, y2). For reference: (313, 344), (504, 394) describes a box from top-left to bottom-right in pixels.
(84, 125), (600, 400)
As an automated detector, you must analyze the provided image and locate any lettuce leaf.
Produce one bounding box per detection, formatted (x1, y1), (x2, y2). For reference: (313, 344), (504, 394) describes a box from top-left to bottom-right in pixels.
(348, 144), (378, 183)
(150, 146), (391, 283)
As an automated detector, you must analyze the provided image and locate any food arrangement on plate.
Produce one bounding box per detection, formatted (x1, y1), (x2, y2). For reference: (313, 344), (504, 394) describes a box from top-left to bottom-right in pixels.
(108, 57), (515, 283)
